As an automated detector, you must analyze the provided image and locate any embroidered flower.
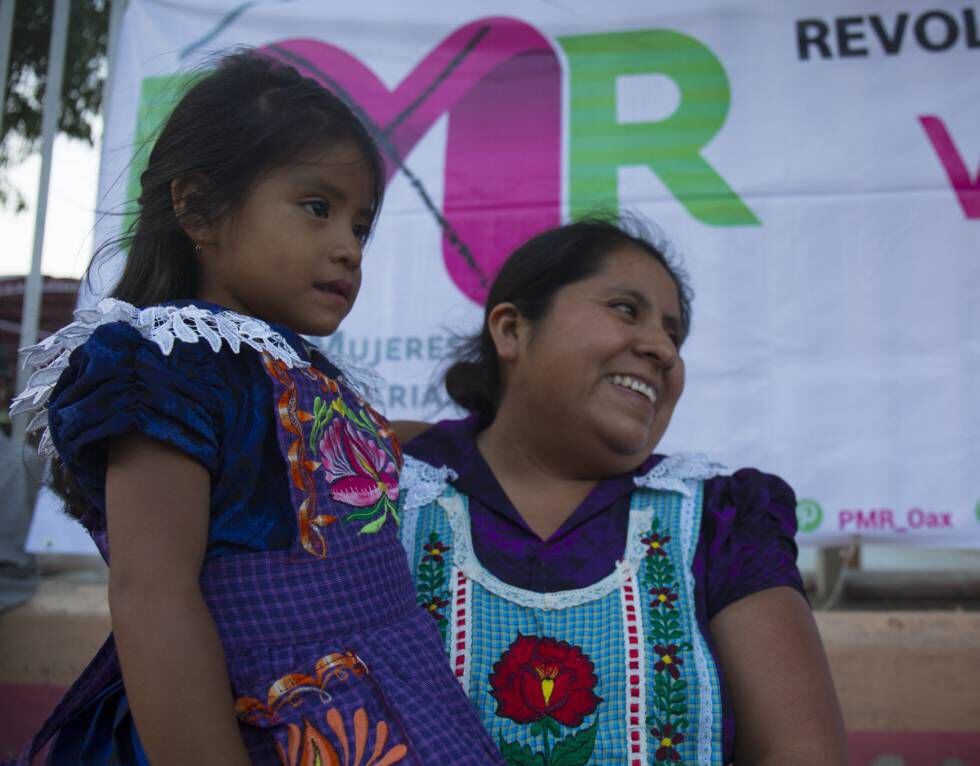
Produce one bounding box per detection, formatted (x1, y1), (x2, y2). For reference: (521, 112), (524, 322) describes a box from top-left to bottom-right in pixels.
(650, 723), (684, 762)
(422, 539), (450, 564)
(653, 644), (684, 680)
(649, 587), (679, 610)
(278, 709), (408, 766)
(489, 634), (602, 728)
(421, 595), (449, 622)
(318, 417), (399, 533)
(641, 532), (671, 557)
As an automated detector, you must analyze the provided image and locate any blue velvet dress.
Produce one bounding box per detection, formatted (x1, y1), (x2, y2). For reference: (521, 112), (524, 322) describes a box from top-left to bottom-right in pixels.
(11, 300), (503, 766)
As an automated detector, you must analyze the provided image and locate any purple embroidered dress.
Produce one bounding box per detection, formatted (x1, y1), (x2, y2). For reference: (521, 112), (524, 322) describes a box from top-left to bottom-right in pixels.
(402, 417), (806, 765)
(9, 301), (502, 766)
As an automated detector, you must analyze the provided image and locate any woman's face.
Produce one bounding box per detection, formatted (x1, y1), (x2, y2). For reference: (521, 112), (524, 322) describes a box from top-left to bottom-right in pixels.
(505, 246), (686, 471)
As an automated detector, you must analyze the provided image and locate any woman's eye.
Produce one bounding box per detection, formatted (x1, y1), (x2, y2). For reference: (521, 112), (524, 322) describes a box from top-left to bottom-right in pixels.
(302, 199), (330, 218)
(352, 224), (371, 246)
(610, 301), (637, 318)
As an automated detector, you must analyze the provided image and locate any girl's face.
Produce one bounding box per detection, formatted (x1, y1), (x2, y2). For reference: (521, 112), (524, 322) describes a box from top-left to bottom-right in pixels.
(505, 246), (686, 471)
(198, 140), (375, 335)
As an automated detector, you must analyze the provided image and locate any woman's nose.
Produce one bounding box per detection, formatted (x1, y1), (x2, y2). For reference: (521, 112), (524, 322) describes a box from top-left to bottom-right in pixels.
(636, 327), (678, 368)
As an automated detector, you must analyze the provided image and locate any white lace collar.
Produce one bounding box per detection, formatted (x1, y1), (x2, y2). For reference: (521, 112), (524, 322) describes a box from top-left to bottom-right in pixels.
(634, 453), (729, 497)
(12, 298), (375, 456)
(400, 452), (727, 610)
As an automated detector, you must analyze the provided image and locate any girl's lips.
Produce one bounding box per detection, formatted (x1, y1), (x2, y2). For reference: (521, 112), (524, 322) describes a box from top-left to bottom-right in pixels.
(315, 280), (353, 302)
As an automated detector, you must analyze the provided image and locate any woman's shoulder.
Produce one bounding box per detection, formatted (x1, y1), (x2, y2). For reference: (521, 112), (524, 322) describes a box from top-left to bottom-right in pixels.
(698, 465), (805, 617)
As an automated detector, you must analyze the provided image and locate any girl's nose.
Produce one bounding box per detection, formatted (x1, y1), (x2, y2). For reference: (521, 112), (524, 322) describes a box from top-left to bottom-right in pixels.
(330, 232), (363, 269)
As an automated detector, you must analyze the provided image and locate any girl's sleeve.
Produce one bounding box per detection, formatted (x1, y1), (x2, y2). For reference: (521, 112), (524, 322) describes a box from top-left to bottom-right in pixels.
(701, 468), (807, 620)
(46, 321), (226, 507)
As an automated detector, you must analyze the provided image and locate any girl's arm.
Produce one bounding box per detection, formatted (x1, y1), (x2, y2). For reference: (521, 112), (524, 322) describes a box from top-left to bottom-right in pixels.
(106, 434), (251, 765)
(709, 586), (847, 765)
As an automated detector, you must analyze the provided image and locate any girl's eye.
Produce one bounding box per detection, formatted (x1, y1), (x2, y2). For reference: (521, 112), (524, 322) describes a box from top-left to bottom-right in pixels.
(302, 199), (330, 218)
(352, 224), (371, 246)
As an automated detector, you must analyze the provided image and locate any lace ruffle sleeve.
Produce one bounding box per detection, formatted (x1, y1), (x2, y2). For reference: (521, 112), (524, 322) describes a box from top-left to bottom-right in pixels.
(45, 321), (226, 509)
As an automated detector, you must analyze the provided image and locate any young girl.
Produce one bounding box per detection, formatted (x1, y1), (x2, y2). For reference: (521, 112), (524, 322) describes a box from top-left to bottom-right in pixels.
(10, 51), (502, 766)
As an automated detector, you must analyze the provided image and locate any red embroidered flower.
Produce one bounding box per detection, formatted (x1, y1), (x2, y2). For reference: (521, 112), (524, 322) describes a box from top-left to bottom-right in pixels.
(422, 540), (450, 564)
(489, 634), (602, 728)
(641, 533), (671, 557)
(318, 418), (399, 508)
(649, 587), (679, 610)
(651, 723), (684, 761)
(653, 644), (683, 680)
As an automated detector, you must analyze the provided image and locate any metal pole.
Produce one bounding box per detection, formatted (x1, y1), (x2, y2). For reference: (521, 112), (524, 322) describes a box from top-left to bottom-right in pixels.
(0, 0), (16, 136)
(13, 0), (71, 435)
(101, 0), (126, 134)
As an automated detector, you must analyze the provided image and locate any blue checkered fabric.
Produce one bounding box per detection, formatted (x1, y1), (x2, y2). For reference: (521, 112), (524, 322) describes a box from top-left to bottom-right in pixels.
(402, 479), (725, 765)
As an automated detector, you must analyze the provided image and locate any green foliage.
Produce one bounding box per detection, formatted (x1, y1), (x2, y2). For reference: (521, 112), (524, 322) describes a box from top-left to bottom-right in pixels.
(549, 720), (598, 766)
(1, 0), (111, 209)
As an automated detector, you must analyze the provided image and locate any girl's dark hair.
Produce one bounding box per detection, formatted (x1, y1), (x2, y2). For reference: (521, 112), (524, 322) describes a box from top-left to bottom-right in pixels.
(53, 50), (386, 521)
(445, 217), (693, 424)
(103, 49), (385, 306)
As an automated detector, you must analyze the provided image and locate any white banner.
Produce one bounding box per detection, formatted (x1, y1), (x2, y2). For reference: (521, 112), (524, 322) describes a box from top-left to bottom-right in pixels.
(33, 0), (980, 551)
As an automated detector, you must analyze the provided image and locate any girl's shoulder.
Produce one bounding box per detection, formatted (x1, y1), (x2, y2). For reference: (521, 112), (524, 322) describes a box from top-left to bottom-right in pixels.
(13, 298), (310, 457)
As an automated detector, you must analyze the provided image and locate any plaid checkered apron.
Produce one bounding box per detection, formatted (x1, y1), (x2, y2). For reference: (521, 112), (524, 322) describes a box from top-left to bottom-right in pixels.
(8, 358), (502, 766)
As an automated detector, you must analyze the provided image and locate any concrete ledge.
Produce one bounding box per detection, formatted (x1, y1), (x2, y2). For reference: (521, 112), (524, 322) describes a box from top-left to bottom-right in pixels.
(2, 575), (978, 761)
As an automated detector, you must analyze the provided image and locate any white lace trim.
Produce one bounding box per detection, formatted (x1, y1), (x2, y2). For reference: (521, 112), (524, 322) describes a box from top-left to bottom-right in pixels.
(400, 455), (459, 511)
(11, 298), (310, 457)
(620, 574), (649, 765)
(634, 453), (728, 497)
(436, 491), (651, 611)
(448, 567), (472, 689)
(676, 480), (715, 766)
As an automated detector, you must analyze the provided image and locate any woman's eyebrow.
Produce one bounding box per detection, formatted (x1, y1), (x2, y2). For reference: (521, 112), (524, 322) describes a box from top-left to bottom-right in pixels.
(609, 285), (683, 329)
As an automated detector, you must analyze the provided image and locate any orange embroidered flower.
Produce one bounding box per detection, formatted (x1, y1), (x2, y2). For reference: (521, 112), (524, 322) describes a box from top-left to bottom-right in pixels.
(278, 708), (408, 766)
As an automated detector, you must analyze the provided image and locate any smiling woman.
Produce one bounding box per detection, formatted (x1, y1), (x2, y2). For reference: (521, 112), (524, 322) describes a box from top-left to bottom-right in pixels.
(395, 218), (847, 766)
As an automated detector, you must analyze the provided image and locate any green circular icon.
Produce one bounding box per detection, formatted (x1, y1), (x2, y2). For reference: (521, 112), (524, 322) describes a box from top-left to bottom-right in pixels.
(796, 499), (823, 533)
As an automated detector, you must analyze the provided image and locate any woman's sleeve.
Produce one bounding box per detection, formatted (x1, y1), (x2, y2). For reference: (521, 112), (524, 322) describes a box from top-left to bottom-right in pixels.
(701, 468), (807, 620)
(46, 322), (226, 509)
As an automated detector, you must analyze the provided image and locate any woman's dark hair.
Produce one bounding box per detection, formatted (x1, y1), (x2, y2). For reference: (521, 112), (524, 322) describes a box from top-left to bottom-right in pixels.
(53, 49), (386, 521)
(445, 217), (693, 424)
(101, 49), (385, 307)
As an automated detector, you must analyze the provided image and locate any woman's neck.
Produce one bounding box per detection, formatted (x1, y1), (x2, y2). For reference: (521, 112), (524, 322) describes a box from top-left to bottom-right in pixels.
(476, 410), (598, 541)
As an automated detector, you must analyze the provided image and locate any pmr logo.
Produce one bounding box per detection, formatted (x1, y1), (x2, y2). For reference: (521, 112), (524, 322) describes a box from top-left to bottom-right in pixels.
(130, 17), (755, 305)
(796, 499), (824, 533)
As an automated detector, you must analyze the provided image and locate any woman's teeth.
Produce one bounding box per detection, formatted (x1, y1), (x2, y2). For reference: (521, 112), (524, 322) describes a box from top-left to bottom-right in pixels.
(610, 374), (657, 405)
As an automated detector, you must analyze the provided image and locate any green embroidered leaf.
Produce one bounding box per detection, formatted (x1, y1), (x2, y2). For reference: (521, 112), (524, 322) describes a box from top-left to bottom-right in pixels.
(550, 720), (598, 766)
(543, 717), (561, 737)
(498, 736), (546, 766)
(358, 512), (388, 535)
(529, 721), (543, 737)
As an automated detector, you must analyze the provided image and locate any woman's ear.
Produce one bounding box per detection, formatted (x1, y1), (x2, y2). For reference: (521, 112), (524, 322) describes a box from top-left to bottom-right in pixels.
(486, 302), (527, 364)
(170, 174), (213, 246)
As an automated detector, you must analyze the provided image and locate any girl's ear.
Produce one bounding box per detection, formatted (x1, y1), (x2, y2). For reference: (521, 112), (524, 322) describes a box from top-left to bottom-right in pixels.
(170, 174), (214, 245)
(486, 302), (528, 364)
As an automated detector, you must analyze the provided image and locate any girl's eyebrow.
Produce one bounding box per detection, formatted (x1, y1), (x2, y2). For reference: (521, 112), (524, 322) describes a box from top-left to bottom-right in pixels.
(291, 171), (373, 218)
